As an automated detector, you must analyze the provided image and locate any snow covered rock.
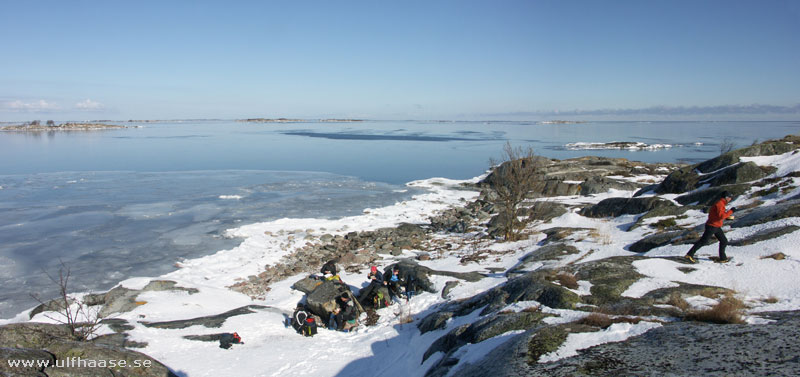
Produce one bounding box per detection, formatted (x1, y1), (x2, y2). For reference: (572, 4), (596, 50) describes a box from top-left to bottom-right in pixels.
(578, 176), (641, 196)
(729, 199), (800, 228)
(657, 135), (800, 195)
(627, 231), (687, 253)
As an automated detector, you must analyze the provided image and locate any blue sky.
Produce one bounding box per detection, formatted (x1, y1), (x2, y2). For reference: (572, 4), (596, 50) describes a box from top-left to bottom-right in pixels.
(1, 0), (799, 121)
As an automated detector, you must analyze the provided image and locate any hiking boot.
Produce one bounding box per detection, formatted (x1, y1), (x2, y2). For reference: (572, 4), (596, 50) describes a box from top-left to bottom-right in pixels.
(684, 255), (697, 264)
(717, 257), (731, 263)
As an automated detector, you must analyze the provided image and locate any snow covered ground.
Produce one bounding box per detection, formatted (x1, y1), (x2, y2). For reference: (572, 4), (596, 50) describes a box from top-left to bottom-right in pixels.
(6, 150), (800, 377)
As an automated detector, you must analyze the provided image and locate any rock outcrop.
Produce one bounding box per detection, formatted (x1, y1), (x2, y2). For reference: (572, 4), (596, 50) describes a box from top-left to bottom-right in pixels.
(580, 197), (676, 218)
(481, 156), (680, 199)
(449, 310), (800, 377)
(655, 135), (800, 195)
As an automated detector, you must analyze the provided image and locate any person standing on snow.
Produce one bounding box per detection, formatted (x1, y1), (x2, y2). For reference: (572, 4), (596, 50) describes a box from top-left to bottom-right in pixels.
(685, 191), (736, 263)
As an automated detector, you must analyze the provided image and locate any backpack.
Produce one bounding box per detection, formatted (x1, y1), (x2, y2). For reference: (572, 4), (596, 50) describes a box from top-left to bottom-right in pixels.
(292, 310), (307, 332)
(372, 290), (389, 309)
(219, 332), (243, 349)
(302, 317), (317, 337)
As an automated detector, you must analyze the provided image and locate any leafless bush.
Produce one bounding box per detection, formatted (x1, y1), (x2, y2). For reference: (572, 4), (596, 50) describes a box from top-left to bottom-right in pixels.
(588, 228), (613, 245)
(398, 315), (414, 324)
(31, 261), (102, 341)
(487, 142), (539, 241)
(760, 252), (786, 260)
(684, 294), (746, 324)
(761, 296), (779, 304)
(556, 272), (579, 289)
(719, 137), (736, 154)
(364, 309), (380, 326)
(522, 305), (542, 313)
(667, 292), (690, 311)
(577, 313), (643, 329)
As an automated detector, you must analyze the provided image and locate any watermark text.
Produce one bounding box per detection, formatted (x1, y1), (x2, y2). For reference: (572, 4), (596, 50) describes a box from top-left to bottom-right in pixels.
(8, 357), (152, 369)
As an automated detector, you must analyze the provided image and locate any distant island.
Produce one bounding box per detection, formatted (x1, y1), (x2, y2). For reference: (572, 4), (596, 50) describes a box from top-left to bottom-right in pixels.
(1, 121), (127, 131)
(539, 120), (586, 124)
(238, 118), (364, 123)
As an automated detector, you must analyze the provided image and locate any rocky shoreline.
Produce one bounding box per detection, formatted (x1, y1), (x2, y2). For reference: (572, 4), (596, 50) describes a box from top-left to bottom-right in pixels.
(2, 135), (799, 376)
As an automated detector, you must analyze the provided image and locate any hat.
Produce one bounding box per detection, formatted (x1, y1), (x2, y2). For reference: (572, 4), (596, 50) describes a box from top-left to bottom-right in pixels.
(370, 266), (377, 273)
(720, 190), (731, 199)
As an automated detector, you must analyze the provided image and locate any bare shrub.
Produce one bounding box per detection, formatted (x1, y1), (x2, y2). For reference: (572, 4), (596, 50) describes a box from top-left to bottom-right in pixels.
(522, 305), (542, 313)
(761, 252), (786, 260)
(556, 272), (579, 289)
(364, 309), (380, 326)
(487, 142), (540, 241)
(719, 137), (737, 154)
(684, 295), (746, 324)
(398, 314), (414, 324)
(577, 313), (643, 329)
(761, 296), (779, 304)
(588, 227), (613, 245)
(651, 217), (677, 229)
(578, 313), (613, 328)
(31, 261), (102, 341)
(667, 292), (690, 311)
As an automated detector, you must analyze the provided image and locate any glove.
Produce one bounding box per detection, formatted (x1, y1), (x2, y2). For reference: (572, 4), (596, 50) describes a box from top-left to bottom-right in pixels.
(730, 207), (737, 213)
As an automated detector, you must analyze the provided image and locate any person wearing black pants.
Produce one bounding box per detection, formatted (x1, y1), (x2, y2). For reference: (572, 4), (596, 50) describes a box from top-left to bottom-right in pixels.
(685, 191), (735, 263)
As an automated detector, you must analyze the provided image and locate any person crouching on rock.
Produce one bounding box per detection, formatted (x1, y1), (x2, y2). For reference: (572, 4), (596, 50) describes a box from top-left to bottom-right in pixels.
(685, 191), (737, 264)
(329, 294), (357, 332)
(320, 259), (342, 282)
(358, 266), (383, 305)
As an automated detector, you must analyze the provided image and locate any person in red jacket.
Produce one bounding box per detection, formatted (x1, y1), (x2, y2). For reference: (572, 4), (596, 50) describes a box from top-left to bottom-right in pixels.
(685, 191), (736, 263)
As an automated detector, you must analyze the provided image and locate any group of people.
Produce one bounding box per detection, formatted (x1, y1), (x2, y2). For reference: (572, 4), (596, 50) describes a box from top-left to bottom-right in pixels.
(290, 261), (418, 337)
(358, 265), (416, 308)
(291, 293), (358, 336)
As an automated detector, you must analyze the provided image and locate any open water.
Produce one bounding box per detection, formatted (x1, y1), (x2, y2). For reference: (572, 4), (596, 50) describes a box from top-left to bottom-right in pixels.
(0, 119), (797, 318)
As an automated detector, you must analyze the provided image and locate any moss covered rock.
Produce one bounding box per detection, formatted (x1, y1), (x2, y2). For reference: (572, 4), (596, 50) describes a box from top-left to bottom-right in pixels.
(572, 256), (646, 305)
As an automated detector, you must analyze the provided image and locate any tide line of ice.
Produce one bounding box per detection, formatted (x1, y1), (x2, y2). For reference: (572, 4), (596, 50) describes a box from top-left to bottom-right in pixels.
(565, 142), (673, 150)
(151, 177), (481, 290)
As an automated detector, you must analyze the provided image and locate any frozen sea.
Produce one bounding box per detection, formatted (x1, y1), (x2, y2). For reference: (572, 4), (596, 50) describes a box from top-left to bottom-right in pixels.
(0, 119), (797, 318)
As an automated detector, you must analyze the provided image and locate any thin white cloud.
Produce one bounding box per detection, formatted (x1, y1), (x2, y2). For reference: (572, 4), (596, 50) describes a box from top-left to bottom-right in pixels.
(75, 99), (105, 111)
(1, 99), (61, 112)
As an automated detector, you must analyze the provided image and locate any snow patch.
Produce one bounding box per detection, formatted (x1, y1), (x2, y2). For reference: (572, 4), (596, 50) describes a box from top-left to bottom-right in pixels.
(539, 322), (662, 363)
